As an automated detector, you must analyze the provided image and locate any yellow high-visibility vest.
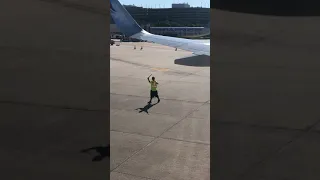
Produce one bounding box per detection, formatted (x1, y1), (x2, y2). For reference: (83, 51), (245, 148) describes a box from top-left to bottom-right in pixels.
(150, 81), (157, 91)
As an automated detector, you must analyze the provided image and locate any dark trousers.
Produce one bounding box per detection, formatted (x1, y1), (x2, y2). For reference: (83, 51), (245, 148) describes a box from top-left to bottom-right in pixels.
(150, 90), (160, 101)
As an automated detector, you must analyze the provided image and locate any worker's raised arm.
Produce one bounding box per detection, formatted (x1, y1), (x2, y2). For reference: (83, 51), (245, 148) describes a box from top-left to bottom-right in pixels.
(147, 74), (152, 82)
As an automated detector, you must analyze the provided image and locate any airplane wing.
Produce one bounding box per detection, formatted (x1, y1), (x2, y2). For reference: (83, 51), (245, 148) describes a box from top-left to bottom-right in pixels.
(110, 0), (210, 56)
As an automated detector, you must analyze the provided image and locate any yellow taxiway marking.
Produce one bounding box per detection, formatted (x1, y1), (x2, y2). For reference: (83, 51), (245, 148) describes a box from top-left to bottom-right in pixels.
(151, 68), (169, 72)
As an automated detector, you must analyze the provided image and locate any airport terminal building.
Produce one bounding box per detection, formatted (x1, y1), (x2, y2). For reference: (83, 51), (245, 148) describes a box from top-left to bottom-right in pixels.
(110, 4), (210, 37)
(122, 5), (209, 26)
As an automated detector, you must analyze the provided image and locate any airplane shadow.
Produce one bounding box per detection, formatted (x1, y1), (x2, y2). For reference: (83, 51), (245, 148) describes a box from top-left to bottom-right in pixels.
(135, 102), (159, 114)
(81, 145), (110, 162)
(174, 55), (210, 67)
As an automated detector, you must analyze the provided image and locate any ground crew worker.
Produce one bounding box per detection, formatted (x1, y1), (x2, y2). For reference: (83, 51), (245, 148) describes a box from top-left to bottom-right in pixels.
(147, 74), (160, 103)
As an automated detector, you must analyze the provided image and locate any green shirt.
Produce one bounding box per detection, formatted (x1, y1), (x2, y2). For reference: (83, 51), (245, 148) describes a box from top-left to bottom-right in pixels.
(150, 81), (158, 91)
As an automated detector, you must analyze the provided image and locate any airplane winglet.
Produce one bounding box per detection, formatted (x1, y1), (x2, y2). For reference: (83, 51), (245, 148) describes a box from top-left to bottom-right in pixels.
(110, 0), (143, 37)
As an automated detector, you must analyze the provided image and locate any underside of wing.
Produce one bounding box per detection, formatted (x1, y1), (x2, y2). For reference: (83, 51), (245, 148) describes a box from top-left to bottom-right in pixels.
(131, 31), (210, 56)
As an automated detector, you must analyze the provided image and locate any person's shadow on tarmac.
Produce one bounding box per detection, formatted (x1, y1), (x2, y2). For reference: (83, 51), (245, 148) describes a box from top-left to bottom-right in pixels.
(135, 102), (159, 114)
(81, 145), (110, 162)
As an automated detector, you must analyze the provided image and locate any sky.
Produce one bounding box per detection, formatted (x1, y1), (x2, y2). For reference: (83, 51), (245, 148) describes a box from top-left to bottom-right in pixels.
(119, 0), (210, 8)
